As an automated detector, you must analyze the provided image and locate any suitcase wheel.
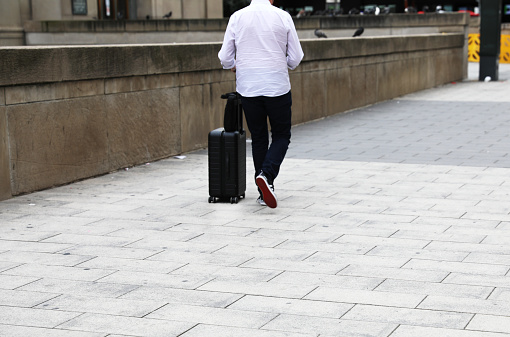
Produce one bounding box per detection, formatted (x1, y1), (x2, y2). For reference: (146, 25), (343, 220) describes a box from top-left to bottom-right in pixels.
(230, 197), (239, 204)
(208, 197), (216, 203)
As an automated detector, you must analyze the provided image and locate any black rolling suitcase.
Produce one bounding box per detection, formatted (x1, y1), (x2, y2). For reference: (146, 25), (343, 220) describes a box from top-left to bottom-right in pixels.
(208, 92), (246, 204)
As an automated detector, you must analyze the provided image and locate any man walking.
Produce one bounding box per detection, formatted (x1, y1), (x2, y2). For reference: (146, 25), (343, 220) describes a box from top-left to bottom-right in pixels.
(218, 0), (304, 208)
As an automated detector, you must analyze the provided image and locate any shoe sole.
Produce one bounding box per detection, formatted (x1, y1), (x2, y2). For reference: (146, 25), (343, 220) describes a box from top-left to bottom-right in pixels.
(256, 176), (277, 208)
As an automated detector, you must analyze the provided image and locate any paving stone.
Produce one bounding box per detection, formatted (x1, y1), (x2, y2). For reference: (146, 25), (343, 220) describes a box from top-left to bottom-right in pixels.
(0, 306), (81, 328)
(171, 264), (281, 282)
(241, 257), (347, 274)
(57, 313), (196, 336)
(443, 273), (510, 288)
(198, 280), (317, 299)
(339, 264), (449, 282)
(375, 279), (493, 299)
(419, 295), (510, 316)
(366, 246), (469, 262)
(228, 295), (353, 318)
(18, 278), (138, 298)
(179, 324), (315, 337)
(0, 240), (74, 253)
(305, 252), (410, 268)
(0, 274), (40, 290)
(76, 256), (184, 273)
(35, 294), (167, 317)
(333, 234), (429, 249)
(261, 314), (397, 336)
(2, 264), (115, 282)
(402, 259), (510, 276)
(269, 271), (383, 290)
(0, 324), (105, 337)
(212, 245), (313, 261)
(390, 325), (509, 337)
(119, 286), (242, 308)
(467, 314), (510, 334)
(59, 245), (161, 260)
(41, 233), (138, 247)
(0, 288), (59, 307)
(97, 270), (213, 289)
(148, 249), (252, 266)
(342, 304), (473, 329)
(147, 303), (277, 328)
(304, 287), (425, 308)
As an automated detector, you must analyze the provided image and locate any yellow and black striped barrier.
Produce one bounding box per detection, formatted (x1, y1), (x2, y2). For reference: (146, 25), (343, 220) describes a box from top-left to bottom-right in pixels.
(468, 34), (510, 63)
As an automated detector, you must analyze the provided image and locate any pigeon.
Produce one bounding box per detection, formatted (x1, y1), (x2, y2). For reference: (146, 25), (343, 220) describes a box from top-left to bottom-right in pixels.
(353, 27), (364, 37)
(163, 11), (172, 19)
(314, 29), (328, 38)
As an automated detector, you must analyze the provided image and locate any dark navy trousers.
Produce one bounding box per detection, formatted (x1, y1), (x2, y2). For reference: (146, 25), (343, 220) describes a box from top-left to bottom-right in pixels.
(241, 91), (292, 185)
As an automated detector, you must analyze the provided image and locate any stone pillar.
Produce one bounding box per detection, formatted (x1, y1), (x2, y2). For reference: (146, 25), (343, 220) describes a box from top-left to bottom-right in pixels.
(31, 0), (63, 21)
(0, 88), (11, 201)
(479, 0), (503, 81)
(0, 0), (24, 46)
(182, 0), (206, 19)
(206, 0), (224, 18)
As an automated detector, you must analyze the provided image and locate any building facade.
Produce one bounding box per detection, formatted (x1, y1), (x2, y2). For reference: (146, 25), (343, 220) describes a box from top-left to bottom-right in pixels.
(0, 0), (223, 45)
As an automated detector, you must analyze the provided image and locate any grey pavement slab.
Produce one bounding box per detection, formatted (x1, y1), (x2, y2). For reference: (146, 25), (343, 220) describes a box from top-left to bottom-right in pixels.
(1, 63), (510, 336)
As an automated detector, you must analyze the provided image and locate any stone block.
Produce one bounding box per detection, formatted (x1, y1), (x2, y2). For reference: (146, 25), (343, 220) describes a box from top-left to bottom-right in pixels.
(365, 64), (378, 106)
(62, 46), (147, 81)
(0, 87), (4, 106)
(7, 96), (109, 195)
(63, 21), (96, 33)
(0, 48), (63, 86)
(125, 21), (156, 32)
(289, 72), (304, 125)
(156, 20), (189, 32)
(148, 44), (220, 75)
(377, 60), (407, 102)
(180, 84), (212, 152)
(183, 0), (206, 19)
(0, 106), (11, 201)
(301, 70), (326, 122)
(325, 67), (351, 117)
(146, 74), (179, 90)
(105, 88), (181, 170)
(95, 20), (126, 32)
(105, 77), (149, 95)
(350, 65), (368, 110)
(188, 19), (225, 31)
(179, 72), (206, 87)
(6, 80), (104, 105)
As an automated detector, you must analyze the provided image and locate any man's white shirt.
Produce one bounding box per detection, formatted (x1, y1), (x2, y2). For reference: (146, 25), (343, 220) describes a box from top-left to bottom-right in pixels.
(218, 0), (304, 97)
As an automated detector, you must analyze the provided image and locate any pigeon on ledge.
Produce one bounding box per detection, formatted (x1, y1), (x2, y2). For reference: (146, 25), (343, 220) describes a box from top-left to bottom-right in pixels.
(353, 27), (364, 37)
(314, 29), (328, 38)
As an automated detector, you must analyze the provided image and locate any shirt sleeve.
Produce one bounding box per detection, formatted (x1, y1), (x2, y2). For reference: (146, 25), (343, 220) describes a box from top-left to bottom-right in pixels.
(218, 16), (236, 70)
(286, 15), (304, 70)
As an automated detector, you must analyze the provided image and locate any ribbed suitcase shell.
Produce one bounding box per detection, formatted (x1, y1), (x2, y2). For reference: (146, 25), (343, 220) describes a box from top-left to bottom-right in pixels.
(208, 128), (246, 203)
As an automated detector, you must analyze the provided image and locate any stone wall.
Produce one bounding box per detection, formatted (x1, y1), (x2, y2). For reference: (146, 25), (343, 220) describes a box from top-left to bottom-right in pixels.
(0, 33), (465, 200)
(22, 13), (469, 45)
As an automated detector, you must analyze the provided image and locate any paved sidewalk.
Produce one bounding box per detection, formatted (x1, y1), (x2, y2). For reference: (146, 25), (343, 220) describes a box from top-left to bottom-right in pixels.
(1, 63), (510, 337)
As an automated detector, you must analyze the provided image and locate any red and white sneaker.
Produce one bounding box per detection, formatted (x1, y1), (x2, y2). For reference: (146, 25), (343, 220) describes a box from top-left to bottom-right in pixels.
(256, 172), (277, 208)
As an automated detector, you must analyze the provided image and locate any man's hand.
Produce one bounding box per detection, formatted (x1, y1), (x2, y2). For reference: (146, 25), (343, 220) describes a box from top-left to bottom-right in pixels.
(230, 66), (236, 73)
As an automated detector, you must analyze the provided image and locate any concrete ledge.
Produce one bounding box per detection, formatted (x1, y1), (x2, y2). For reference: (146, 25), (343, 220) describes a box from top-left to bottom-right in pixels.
(0, 33), (466, 199)
(24, 14), (467, 33)
(21, 13), (469, 46)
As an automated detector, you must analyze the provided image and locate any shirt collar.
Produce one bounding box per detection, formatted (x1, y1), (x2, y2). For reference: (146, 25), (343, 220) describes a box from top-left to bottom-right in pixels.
(251, 0), (271, 5)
